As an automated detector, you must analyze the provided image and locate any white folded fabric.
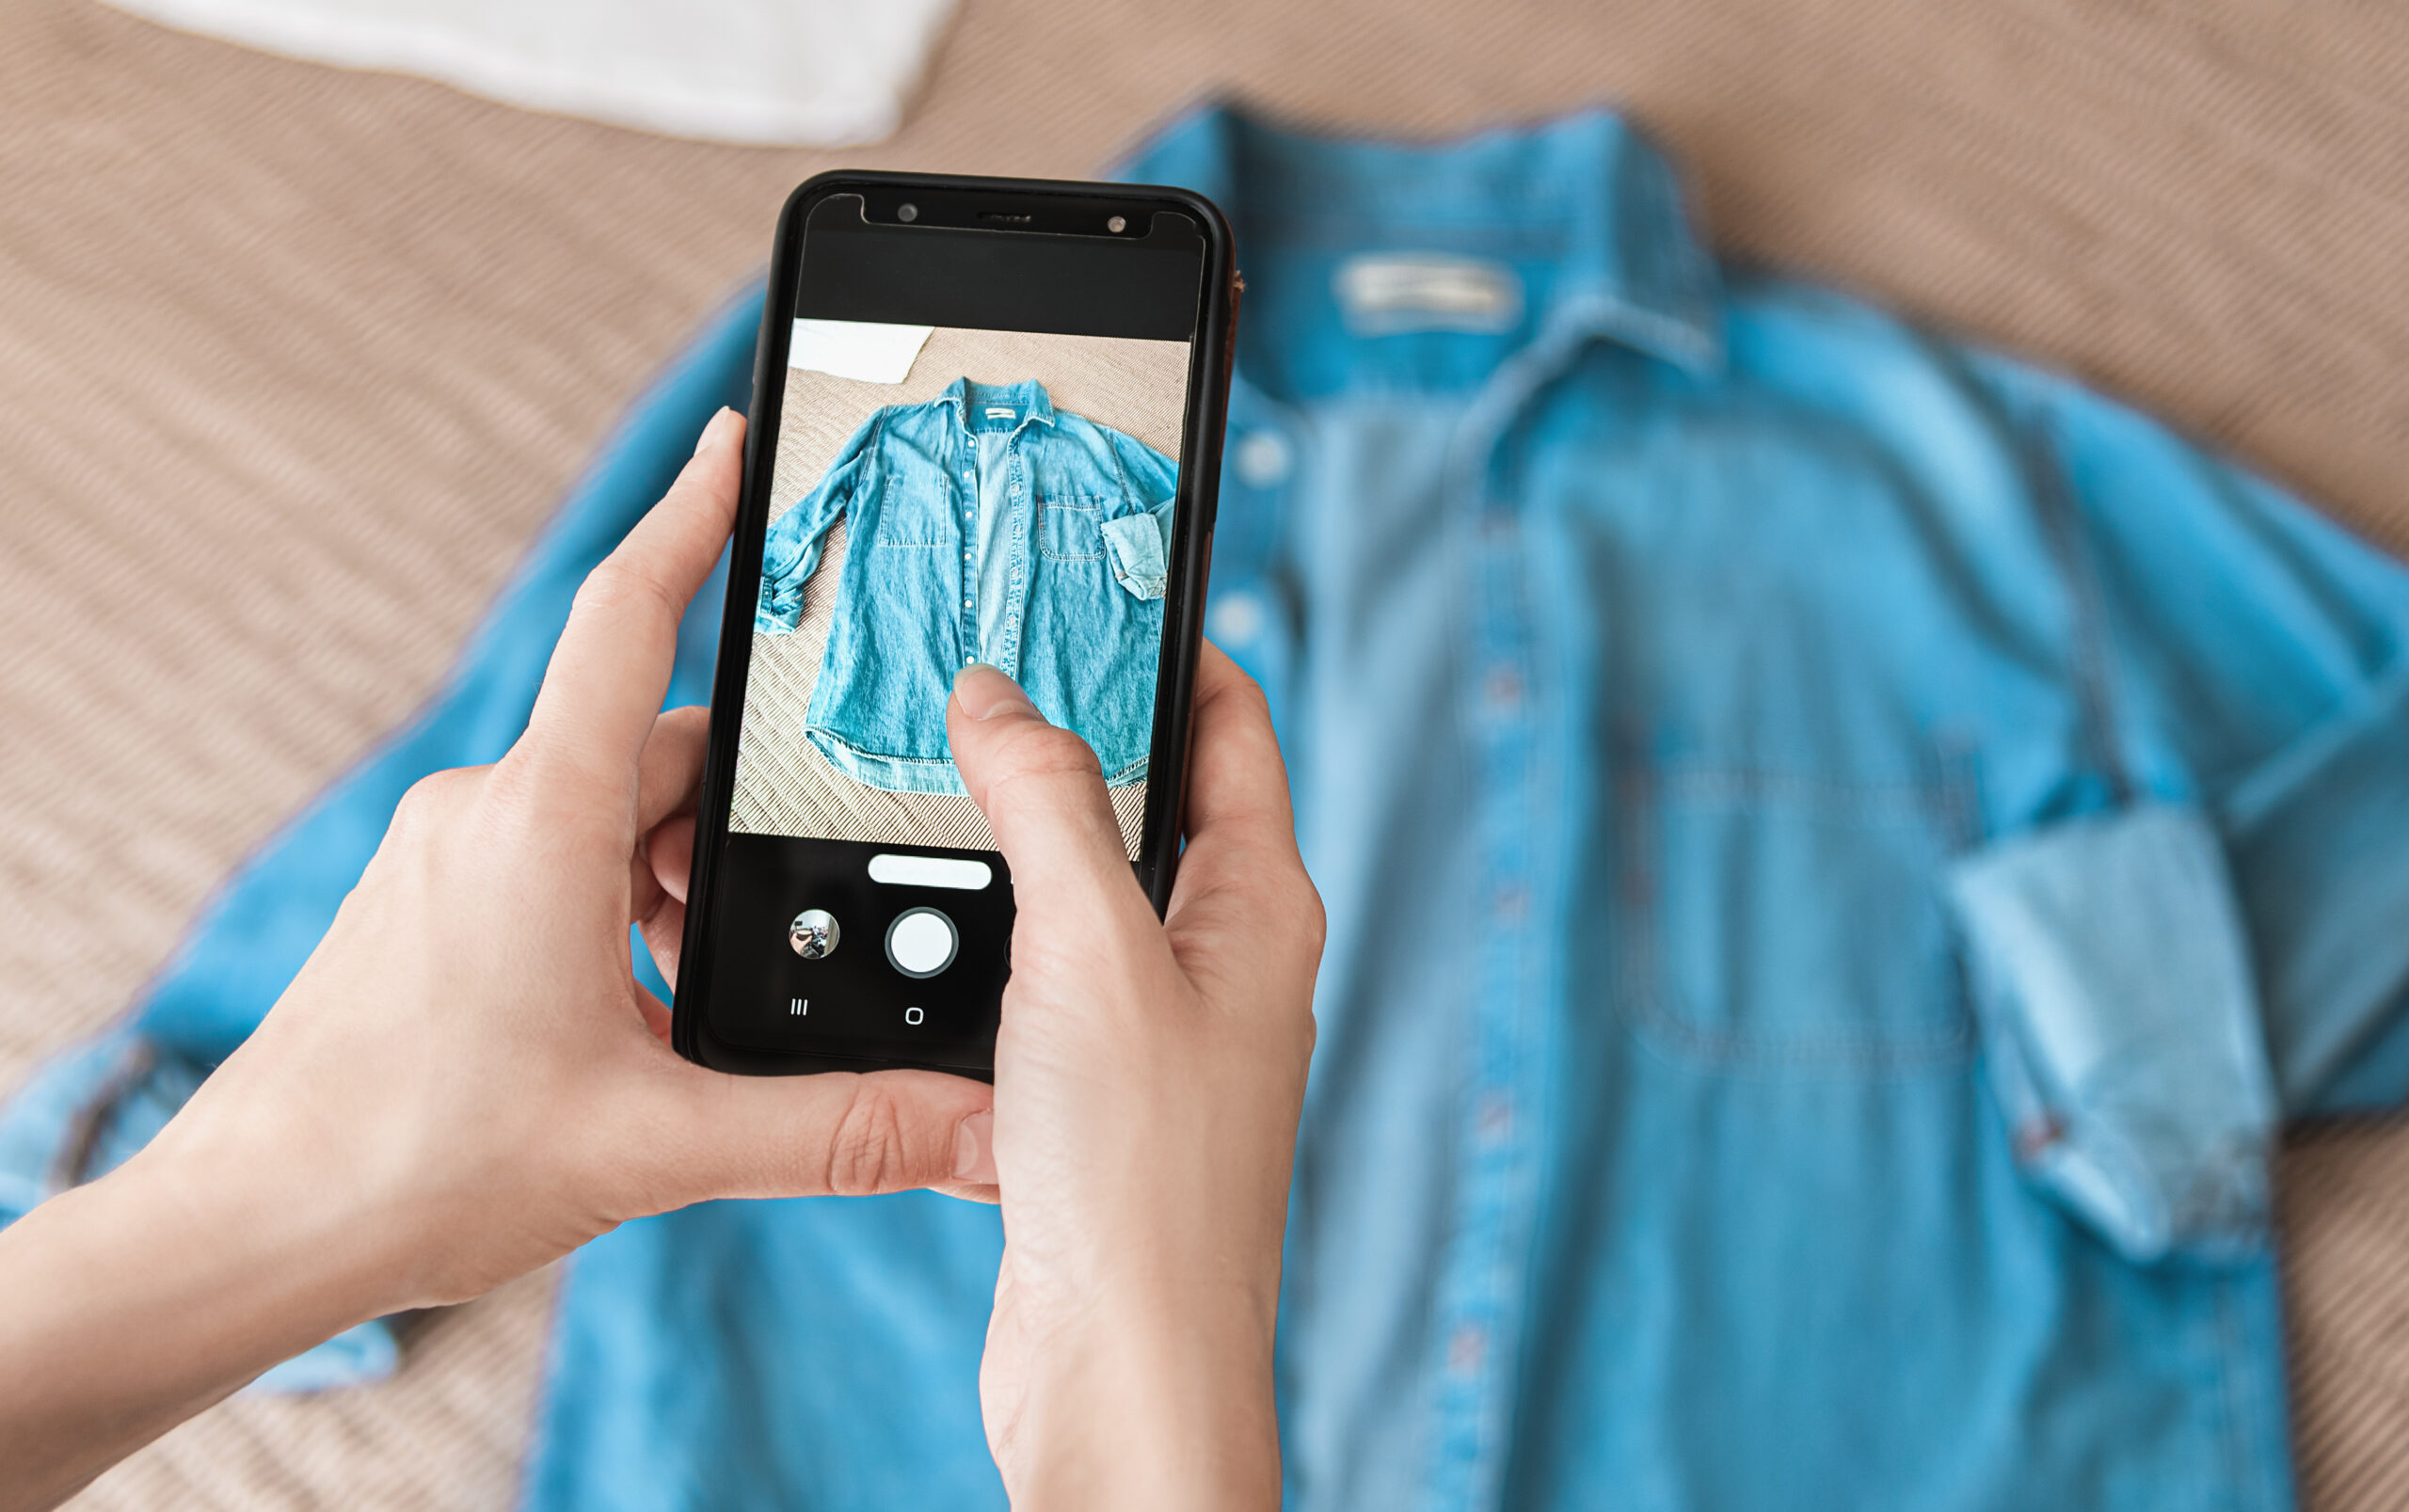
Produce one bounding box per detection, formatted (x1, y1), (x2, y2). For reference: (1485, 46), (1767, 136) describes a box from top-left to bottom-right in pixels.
(790, 320), (935, 384)
(104, 0), (960, 145)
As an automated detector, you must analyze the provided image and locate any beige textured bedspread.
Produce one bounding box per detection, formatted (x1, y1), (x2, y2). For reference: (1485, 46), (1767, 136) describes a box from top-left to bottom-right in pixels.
(3, 0), (2405, 1504)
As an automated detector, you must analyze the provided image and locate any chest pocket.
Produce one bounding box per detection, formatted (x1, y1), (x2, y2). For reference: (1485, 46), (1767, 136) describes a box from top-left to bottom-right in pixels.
(1037, 495), (1105, 562)
(872, 466), (952, 550)
(1617, 762), (1977, 1075)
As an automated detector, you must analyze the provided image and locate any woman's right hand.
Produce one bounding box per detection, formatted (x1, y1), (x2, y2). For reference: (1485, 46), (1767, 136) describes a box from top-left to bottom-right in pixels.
(943, 648), (1323, 1512)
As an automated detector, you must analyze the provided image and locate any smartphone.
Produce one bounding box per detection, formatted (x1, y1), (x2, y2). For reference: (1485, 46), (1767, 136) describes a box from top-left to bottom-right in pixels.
(671, 172), (1237, 1079)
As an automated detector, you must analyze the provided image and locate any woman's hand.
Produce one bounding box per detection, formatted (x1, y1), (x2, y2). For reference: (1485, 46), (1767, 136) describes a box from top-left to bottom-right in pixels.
(0, 409), (994, 1511)
(944, 652), (1324, 1512)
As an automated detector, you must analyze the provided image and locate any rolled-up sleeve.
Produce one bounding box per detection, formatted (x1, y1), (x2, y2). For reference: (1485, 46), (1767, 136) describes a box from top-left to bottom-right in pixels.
(757, 411), (880, 634)
(1948, 365), (2409, 1261)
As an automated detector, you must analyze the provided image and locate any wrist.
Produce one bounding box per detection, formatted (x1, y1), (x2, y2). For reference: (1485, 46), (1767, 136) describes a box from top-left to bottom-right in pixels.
(135, 1122), (414, 1320)
(132, 1068), (432, 1313)
(0, 1141), (397, 1508)
(1009, 1279), (1282, 1512)
(44, 1132), (399, 1357)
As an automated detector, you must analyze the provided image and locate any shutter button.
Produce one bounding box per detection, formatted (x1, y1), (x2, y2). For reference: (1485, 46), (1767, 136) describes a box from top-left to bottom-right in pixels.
(885, 907), (958, 979)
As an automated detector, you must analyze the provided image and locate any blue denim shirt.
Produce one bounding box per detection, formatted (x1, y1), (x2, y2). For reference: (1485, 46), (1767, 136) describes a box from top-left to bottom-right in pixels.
(1140, 105), (2409, 1511)
(8, 107), (2409, 1512)
(757, 376), (1178, 792)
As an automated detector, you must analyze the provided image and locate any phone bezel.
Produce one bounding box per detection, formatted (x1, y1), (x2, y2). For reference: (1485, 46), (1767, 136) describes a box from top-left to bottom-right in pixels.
(672, 170), (1237, 1078)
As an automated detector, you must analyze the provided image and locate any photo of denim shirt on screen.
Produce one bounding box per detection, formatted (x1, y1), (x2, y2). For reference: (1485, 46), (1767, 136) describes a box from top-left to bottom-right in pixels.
(755, 375), (1178, 795)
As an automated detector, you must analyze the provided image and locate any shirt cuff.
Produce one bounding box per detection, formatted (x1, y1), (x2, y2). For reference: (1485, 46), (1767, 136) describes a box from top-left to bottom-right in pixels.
(1947, 804), (2277, 1264)
(1101, 513), (1168, 600)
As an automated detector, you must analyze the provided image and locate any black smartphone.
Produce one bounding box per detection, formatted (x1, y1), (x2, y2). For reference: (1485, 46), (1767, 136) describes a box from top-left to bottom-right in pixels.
(671, 171), (1237, 1079)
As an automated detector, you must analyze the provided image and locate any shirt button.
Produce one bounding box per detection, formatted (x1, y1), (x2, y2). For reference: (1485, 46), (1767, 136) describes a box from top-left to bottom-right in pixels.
(964, 597), (974, 609)
(1476, 1092), (1513, 1142)
(1484, 668), (1523, 709)
(1493, 884), (1529, 919)
(1206, 591), (1267, 647)
(1233, 430), (1291, 489)
(1446, 1325), (1488, 1375)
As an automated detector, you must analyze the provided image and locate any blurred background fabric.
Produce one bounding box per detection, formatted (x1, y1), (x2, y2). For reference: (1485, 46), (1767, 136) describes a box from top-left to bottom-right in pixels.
(2, 0), (2407, 1504)
(96, 0), (961, 144)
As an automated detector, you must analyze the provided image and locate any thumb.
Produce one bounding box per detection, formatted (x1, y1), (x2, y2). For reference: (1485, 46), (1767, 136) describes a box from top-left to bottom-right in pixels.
(946, 663), (1140, 923)
(650, 1066), (996, 1202)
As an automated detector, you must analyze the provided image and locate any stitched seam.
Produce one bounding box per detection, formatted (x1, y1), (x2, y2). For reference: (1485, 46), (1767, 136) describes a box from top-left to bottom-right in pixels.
(2026, 413), (2134, 804)
(874, 472), (948, 549)
(1037, 498), (1108, 561)
(1616, 755), (1979, 1074)
(2214, 1280), (2256, 1512)
(803, 726), (959, 768)
(1657, 768), (1947, 815)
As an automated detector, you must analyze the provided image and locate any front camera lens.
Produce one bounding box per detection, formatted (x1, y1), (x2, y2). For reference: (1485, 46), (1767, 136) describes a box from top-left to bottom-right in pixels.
(1107, 215), (1127, 233)
(896, 202), (918, 223)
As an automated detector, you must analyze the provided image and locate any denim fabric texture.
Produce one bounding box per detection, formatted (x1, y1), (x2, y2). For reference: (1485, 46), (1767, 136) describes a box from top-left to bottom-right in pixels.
(756, 376), (1178, 792)
(5, 104), (2409, 1512)
(1141, 105), (2409, 1512)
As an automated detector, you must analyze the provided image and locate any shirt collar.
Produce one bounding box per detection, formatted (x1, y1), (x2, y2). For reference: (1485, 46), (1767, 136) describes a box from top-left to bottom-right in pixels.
(1114, 103), (1724, 374)
(936, 377), (1058, 434)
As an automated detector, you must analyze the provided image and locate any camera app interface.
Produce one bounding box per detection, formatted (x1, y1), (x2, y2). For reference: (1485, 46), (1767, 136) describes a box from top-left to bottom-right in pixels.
(701, 196), (1201, 1068)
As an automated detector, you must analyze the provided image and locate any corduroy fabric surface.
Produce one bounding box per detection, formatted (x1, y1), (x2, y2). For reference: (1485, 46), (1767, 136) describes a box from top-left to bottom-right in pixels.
(1, 0), (2404, 1504)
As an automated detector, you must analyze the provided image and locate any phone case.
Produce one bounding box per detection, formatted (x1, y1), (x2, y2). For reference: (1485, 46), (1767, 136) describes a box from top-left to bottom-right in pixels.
(672, 170), (1238, 1078)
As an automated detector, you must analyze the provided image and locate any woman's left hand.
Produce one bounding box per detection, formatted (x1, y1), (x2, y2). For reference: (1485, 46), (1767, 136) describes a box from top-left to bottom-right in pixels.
(0, 409), (995, 1512)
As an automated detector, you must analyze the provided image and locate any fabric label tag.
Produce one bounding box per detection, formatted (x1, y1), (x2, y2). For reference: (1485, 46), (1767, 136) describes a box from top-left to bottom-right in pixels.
(1333, 253), (1523, 334)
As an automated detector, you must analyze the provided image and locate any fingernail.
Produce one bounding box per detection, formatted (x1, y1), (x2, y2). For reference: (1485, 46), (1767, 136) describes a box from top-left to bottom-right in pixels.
(953, 1110), (997, 1184)
(693, 406), (738, 456)
(953, 663), (1035, 721)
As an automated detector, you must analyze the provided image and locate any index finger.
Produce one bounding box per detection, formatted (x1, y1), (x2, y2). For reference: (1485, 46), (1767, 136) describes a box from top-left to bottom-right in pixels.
(519, 407), (744, 798)
(1165, 641), (1316, 931)
(1177, 641), (1300, 855)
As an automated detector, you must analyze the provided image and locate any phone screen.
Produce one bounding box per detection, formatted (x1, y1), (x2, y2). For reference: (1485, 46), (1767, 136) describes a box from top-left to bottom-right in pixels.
(687, 187), (1213, 1073)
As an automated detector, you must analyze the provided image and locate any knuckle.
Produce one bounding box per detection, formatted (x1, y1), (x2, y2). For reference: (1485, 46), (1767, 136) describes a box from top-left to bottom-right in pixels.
(478, 750), (542, 809)
(823, 1078), (910, 1197)
(1203, 660), (1274, 723)
(366, 767), (495, 891)
(1291, 871), (1329, 948)
(389, 768), (469, 836)
(1226, 668), (1275, 723)
(1251, 862), (1328, 971)
(999, 721), (1103, 780)
(573, 560), (678, 627)
(387, 780), (437, 836)
(655, 703), (710, 741)
(977, 725), (1105, 818)
(467, 755), (568, 849)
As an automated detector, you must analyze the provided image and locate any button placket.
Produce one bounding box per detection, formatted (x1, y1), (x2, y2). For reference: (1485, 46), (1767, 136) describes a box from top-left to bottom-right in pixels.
(1418, 360), (1571, 1512)
(999, 435), (1029, 673)
(1207, 388), (1307, 736)
(1421, 502), (1543, 1512)
(955, 431), (979, 664)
